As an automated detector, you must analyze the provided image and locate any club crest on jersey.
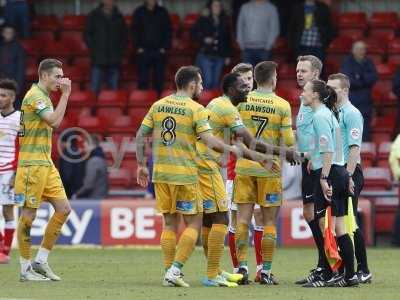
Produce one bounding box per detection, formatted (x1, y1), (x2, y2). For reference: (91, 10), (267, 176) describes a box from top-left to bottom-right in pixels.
(36, 100), (46, 110)
(350, 128), (360, 139)
(319, 135), (328, 146)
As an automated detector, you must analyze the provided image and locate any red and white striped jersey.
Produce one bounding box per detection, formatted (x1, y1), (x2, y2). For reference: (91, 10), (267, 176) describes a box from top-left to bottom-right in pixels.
(0, 110), (20, 173)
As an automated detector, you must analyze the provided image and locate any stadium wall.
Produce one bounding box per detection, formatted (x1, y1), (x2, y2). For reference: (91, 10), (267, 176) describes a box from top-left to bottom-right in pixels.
(9, 198), (372, 247)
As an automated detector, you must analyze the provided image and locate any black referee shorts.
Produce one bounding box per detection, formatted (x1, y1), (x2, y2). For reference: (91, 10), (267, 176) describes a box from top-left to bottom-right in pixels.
(314, 165), (349, 219)
(346, 163), (364, 216)
(301, 160), (315, 205)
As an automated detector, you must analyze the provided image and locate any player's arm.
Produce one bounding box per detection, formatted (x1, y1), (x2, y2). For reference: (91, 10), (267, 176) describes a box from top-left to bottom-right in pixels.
(40, 78), (71, 129)
(135, 108), (154, 187)
(199, 131), (240, 156)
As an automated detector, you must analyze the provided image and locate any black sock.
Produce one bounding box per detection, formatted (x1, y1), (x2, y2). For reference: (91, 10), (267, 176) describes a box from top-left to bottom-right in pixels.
(354, 228), (369, 273)
(308, 219), (327, 269)
(337, 234), (355, 279)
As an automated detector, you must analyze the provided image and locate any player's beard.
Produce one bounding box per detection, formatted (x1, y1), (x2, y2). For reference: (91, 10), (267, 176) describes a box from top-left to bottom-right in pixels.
(192, 91), (200, 101)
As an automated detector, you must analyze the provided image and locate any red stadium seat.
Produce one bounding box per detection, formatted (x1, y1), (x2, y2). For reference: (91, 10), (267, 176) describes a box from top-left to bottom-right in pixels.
(61, 15), (86, 31)
(326, 37), (353, 63)
(41, 41), (72, 61)
(72, 56), (91, 69)
(369, 12), (398, 28)
(278, 63), (296, 79)
(199, 89), (220, 106)
(96, 107), (124, 121)
(20, 39), (42, 56)
(170, 13), (181, 32)
(108, 168), (132, 188)
(363, 167), (391, 190)
(25, 62), (37, 82)
(77, 115), (106, 134)
(63, 65), (89, 83)
(128, 90), (158, 107)
(374, 197), (399, 234)
(369, 28), (396, 43)
(372, 81), (396, 105)
(69, 90), (96, 107)
(387, 39), (400, 67)
(161, 89), (175, 98)
(182, 13), (199, 30)
(60, 33), (89, 56)
(128, 107), (149, 128)
(108, 115), (138, 133)
(337, 28), (365, 41)
(377, 141), (392, 168)
(361, 142), (376, 167)
(31, 15), (60, 31)
(374, 115), (396, 134)
(31, 30), (56, 43)
(337, 12), (367, 29)
(97, 90), (128, 107)
(376, 63), (396, 80)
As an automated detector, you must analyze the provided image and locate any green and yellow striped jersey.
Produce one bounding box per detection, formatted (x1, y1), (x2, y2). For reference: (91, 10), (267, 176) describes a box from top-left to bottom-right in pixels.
(235, 90), (295, 177)
(141, 94), (211, 185)
(18, 84), (54, 167)
(196, 95), (244, 173)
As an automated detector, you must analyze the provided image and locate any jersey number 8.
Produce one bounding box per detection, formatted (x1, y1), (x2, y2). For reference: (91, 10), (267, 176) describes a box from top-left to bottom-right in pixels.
(161, 116), (177, 146)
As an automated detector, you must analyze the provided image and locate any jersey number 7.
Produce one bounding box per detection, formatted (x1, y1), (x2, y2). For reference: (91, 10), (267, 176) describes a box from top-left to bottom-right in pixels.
(251, 115), (268, 139)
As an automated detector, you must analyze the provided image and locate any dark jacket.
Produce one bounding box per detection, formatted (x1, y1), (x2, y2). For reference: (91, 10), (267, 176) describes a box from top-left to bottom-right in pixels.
(75, 147), (109, 199)
(393, 68), (400, 99)
(59, 143), (85, 198)
(0, 39), (25, 91)
(84, 4), (127, 66)
(340, 55), (378, 115)
(131, 4), (171, 51)
(288, 1), (334, 50)
(191, 13), (232, 58)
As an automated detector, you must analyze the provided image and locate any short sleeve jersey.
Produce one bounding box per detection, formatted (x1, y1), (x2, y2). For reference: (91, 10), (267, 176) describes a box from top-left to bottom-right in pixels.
(18, 84), (54, 167)
(235, 90), (295, 178)
(196, 96), (244, 173)
(141, 94), (211, 185)
(339, 101), (363, 164)
(310, 105), (344, 170)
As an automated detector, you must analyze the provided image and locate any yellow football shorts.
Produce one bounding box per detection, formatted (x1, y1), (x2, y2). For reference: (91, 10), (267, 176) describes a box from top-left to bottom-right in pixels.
(233, 175), (282, 207)
(198, 172), (228, 214)
(15, 165), (68, 209)
(154, 183), (202, 215)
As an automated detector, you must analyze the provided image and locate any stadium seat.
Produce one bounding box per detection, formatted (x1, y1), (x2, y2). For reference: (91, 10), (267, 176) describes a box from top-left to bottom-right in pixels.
(338, 12), (367, 29)
(278, 63), (296, 79)
(363, 39), (385, 65)
(108, 115), (138, 134)
(337, 28), (365, 41)
(108, 168), (132, 188)
(372, 81), (396, 105)
(128, 90), (158, 107)
(60, 33), (89, 57)
(369, 12), (399, 29)
(97, 90), (128, 107)
(361, 142), (376, 167)
(77, 115), (106, 134)
(31, 30), (56, 43)
(128, 107), (149, 129)
(377, 141), (391, 168)
(31, 15), (60, 31)
(69, 90), (96, 107)
(363, 167), (392, 190)
(72, 56), (91, 69)
(41, 41), (72, 61)
(20, 39), (42, 56)
(369, 28), (396, 44)
(375, 63), (396, 80)
(276, 86), (302, 105)
(199, 89), (220, 106)
(387, 39), (400, 67)
(61, 15), (86, 31)
(182, 13), (199, 30)
(272, 37), (291, 63)
(63, 65), (89, 83)
(25, 62), (37, 82)
(170, 13), (181, 32)
(96, 107), (124, 121)
(374, 115), (396, 134)
(374, 197), (399, 235)
(161, 89), (175, 98)
(371, 132), (392, 145)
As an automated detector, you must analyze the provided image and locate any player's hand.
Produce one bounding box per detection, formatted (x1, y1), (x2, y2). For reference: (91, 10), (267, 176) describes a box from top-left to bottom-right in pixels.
(320, 180), (332, 201)
(230, 144), (243, 158)
(59, 77), (72, 96)
(137, 166), (150, 188)
(348, 177), (355, 195)
(285, 149), (302, 165)
(260, 156), (280, 173)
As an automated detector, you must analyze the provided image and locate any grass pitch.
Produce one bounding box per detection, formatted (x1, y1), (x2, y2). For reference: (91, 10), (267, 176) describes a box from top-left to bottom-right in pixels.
(0, 247), (399, 300)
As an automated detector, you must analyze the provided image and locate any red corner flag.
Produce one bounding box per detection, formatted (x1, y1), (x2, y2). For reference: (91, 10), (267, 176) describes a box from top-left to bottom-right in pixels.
(324, 207), (342, 272)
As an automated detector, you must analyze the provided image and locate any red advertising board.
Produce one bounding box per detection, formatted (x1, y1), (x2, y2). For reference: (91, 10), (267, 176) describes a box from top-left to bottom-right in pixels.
(101, 199), (163, 245)
(280, 198), (373, 246)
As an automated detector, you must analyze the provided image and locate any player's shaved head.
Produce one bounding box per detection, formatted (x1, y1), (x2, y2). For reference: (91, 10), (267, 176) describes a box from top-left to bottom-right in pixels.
(254, 61), (277, 86)
(175, 66), (201, 90)
(38, 58), (63, 77)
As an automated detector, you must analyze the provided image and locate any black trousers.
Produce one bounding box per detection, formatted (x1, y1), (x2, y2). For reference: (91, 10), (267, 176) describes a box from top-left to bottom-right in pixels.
(137, 50), (166, 94)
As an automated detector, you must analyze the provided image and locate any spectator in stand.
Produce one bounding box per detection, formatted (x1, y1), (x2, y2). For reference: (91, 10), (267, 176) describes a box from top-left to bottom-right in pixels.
(0, 25), (25, 106)
(232, 0), (249, 34)
(58, 131), (85, 199)
(84, 0), (127, 94)
(389, 134), (400, 246)
(340, 41), (378, 142)
(392, 68), (400, 138)
(191, 0), (232, 90)
(132, 0), (171, 95)
(236, 0), (279, 66)
(4, 0), (30, 38)
(288, 0), (333, 64)
(72, 134), (109, 200)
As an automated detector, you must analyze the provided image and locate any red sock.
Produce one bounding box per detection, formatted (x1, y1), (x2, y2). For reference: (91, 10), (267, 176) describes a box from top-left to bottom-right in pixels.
(254, 228), (263, 266)
(3, 228), (14, 255)
(228, 231), (239, 268)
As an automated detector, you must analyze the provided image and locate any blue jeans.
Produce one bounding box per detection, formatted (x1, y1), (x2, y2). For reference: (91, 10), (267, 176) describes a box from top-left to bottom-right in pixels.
(242, 48), (271, 67)
(5, 0), (30, 38)
(196, 53), (224, 90)
(90, 65), (119, 94)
